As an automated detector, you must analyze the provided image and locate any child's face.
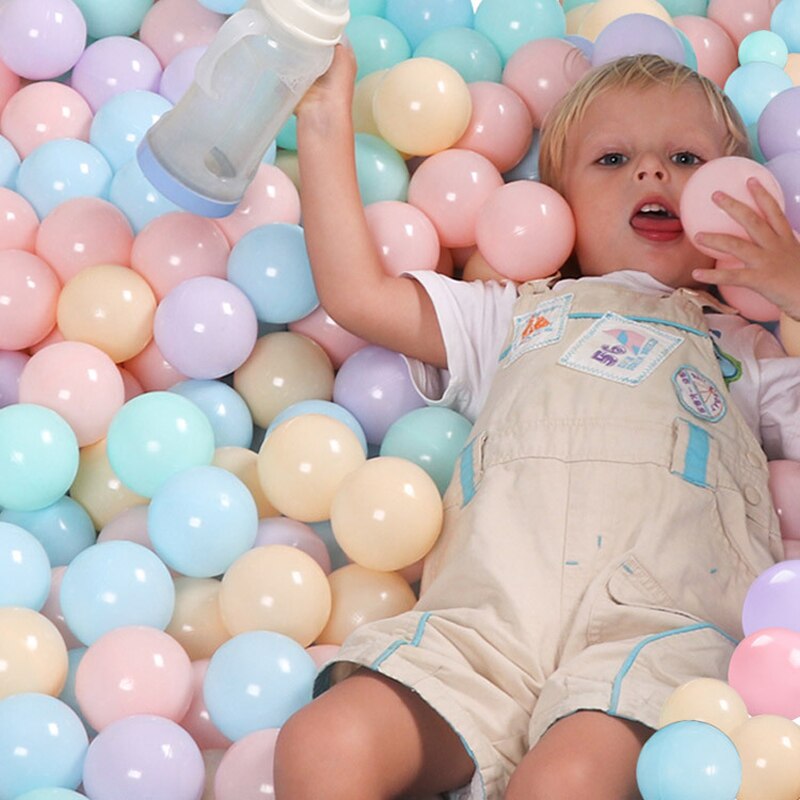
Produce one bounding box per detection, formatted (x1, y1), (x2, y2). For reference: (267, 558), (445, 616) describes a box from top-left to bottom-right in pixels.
(560, 83), (729, 288)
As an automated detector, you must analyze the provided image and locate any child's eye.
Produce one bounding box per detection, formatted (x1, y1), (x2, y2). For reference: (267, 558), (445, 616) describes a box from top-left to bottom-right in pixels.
(597, 153), (627, 166)
(672, 152), (703, 166)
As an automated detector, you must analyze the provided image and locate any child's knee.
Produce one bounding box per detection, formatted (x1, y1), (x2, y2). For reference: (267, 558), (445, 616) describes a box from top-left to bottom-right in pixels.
(506, 753), (597, 800)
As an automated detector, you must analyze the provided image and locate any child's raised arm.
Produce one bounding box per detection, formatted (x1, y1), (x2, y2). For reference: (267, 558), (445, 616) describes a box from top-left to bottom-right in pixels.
(295, 45), (447, 368)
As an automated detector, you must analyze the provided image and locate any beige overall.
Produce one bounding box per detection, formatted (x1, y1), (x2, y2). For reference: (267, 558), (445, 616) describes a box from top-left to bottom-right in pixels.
(319, 280), (783, 799)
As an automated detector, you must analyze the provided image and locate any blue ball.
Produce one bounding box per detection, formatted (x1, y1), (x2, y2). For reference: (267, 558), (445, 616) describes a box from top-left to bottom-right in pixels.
(60, 540), (175, 645)
(14, 789), (88, 800)
(413, 27), (503, 83)
(204, 631), (317, 740)
(636, 721), (741, 800)
(771, 0), (800, 52)
(0, 521), (51, 610)
(58, 647), (96, 738)
(474, 0), (565, 63)
(267, 399), (369, 454)
(148, 465), (258, 577)
(350, 0), (386, 14)
(0, 693), (88, 800)
(169, 379), (254, 449)
(355, 132), (409, 204)
(345, 15), (411, 80)
(503, 129), (541, 182)
(108, 157), (180, 233)
(724, 61), (793, 127)
(385, 0), (474, 50)
(71, 0), (154, 38)
(0, 135), (20, 187)
(227, 223), (320, 324)
(738, 30), (788, 68)
(196, 0), (245, 11)
(659, 0), (708, 14)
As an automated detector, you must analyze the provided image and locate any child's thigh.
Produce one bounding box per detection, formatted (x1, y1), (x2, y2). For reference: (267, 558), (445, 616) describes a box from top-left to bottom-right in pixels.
(505, 710), (652, 800)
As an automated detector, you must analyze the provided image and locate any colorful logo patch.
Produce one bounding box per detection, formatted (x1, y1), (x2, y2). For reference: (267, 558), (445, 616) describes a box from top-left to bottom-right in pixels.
(672, 365), (727, 422)
(500, 293), (573, 366)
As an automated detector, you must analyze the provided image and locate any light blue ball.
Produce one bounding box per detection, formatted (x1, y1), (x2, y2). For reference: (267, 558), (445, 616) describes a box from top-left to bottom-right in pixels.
(771, 0), (800, 52)
(148, 465), (258, 577)
(90, 90), (173, 171)
(414, 27), (503, 83)
(739, 29), (789, 67)
(204, 631), (317, 740)
(0, 693), (88, 800)
(197, 0), (246, 12)
(14, 789), (88, 800)
(0, 522), (51, 611)
(355, 132), (409, 204)
(60, 540), (175, 645)
(228, 223), (320, 324)
(267, 399), (368, 454)
(108, 157), (180, 233)
(58, 647), (96, 738)
(0, 404), (79, 512)
(563, 0), (593, 9)
(636, 721), (741, 800)
(276, 114), (297, 151)
(659, 0), (708, 14)
(724, 61), (793, 127)
(16, 139), (112, 218)
(106, 391), (215, 498)
(675, 28), (698, 71)
(71, 0), (154, 38)
(169, 379), (254, 449)
(503, 128), (541, 182)
(385, 0), (474, 50)
(474, 0), (566, 64)
(0, 496), (96, 568)
(351, 0), (386, 15)
(345, 15), (411, 80)
(262, 138), (277, 165)
(0, 135), (20, 187)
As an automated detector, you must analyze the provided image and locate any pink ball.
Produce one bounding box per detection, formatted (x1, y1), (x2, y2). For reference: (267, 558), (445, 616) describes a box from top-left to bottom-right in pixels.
(19, 341), (126, 447)
(119, 366), (145, 401)
(179, 659), (232, 751)
(75, 625), (194, 731)
(215, 164), (301, 246)
(40, 565), (82, 650)
(728, 626), (800, 717)
(0, 81), (93, 158)
(0, 0), (87, 80)
(502, 38), (591, 128)
(364, 200), (440, 276)
(768, 459), (800, 540)
(0, 249), (60, 351)
(35, 197), (135, 284)
(718, 281), (780, 322)
(0, 187), (39, 252)
(707, 0), (779, 47)
(306, 643), (339, 669)
(407, 148), (503, 248)
(131, 211), (230, 301)
(0, 61), (21, 115)
(214, 727), (280, 800)
(98, 505), (153, 550)
(139, 0), (225, 66)
(123, 338), (187, 392)
(674, 15), (738, 88)
(288, 306), (369, 369)
(0, 349), (29, 408)
(454, 81), (533, 174)
(475, 181), (576, 282)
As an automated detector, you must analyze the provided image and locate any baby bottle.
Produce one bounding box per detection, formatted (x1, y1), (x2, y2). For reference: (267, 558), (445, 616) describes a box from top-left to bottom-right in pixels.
(137, 0), (349, 217)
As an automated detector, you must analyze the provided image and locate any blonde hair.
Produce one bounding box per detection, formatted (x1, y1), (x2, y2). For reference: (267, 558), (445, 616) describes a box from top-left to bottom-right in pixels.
(538, 54), (751, 194)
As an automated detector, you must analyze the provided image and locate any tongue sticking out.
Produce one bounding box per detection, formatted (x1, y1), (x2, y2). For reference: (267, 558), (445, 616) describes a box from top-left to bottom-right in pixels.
(630, 211), (683, 239)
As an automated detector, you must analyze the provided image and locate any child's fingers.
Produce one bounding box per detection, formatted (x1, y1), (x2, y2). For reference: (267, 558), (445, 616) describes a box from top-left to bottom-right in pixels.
(691, 264), (754, 288)
(746, 177), (795, 239)
(693, 230), (757, 261)
(710, 190), (774, 245)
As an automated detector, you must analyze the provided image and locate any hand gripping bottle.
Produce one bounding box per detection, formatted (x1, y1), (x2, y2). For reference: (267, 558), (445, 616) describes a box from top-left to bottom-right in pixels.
(137, 0), (349, 217)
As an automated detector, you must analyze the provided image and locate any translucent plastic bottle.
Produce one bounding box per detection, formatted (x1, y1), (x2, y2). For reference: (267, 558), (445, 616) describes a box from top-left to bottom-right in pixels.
(137, 0), (349, 217)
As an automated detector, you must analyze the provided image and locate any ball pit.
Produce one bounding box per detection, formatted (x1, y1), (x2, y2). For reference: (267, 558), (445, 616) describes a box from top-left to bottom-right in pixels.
(0, 0), (799, 798)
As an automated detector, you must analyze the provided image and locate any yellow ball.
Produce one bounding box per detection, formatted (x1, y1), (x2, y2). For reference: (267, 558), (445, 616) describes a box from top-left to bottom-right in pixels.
(578, 0), (673, 41)
(373, 57), (472, 157)
(353, 69), (388, 137)
(780, 313), (800, 356)
(212, 446), (278, 519)
(566, 4), (595, 35)
(165, 576), (231, 661)
(658, 677), (749, 736)
(785, 53), (800, 86)
(331, 456), (443, 572)
(219, 545), (332, 647)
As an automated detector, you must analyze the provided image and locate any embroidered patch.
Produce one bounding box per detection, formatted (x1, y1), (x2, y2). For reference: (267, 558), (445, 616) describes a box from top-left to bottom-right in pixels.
(672, 365), (727, 422)
(500, 293), (573, 366)
(558, 312), (683, 385)
(709, 332), (743, 386)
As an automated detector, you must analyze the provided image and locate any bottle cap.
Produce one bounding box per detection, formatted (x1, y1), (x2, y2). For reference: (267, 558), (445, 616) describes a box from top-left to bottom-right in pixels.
(255, 0), (350, 46)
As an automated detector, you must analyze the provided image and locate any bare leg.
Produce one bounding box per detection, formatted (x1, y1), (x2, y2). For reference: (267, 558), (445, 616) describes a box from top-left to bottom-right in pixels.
(273, 668), (475, 800)
(505, 710), (653, 800)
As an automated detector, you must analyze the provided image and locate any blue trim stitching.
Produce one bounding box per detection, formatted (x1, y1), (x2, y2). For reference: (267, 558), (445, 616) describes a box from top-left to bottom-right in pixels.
(370, 612), (432, 670)
(682, 422), (710, 488)
(568, 312), (708, 338)
(459, 438), (477, 507)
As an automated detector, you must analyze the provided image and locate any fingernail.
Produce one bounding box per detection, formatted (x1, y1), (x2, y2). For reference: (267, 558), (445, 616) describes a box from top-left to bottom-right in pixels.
(711, 191), (724, 202)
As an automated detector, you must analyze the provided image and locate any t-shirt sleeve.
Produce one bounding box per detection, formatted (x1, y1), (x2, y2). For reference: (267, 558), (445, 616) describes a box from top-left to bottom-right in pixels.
(401, 271), (518, 422)
(755, 330), (800, 461)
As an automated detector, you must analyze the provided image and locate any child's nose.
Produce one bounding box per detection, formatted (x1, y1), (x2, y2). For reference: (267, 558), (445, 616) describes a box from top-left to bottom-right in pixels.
(635, 154), (667, 181)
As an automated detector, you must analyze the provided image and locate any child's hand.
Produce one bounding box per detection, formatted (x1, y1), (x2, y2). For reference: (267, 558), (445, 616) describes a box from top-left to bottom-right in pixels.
(691, 177), (800, 320)
(296, 42), (357, 124)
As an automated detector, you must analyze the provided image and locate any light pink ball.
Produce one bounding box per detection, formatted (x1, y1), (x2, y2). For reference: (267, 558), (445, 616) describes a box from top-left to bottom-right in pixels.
(214, 727), (280, 800)
(0, 188), (39, 252)
(179, 659), (233, 751)
(674, 15), (738, 88)
(288, 306), (369, 369)
(139, 0), (225, 66)
(707, 0), (779, 47)
(40, 566), (82, 650)
(123, 338), (187, 392)
(364, 200), (440, 276)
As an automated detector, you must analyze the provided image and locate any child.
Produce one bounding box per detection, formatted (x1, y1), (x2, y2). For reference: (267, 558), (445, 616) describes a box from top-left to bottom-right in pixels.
(274, 48), (800, 799)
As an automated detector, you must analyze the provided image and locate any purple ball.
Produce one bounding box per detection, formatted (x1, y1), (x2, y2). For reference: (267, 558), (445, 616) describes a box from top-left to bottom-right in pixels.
(159, 45), (207, 104)
(758, 86), (800, 162)
(0, 350), (29, 408)
(742, 559), (800, 636)
(333, 344), (426, 447)
(767, 151), (800, 233)
(591, 13), (685, 68)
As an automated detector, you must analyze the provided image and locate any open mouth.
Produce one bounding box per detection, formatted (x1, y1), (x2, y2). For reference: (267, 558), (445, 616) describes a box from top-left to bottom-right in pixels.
(630, 201), (683, 241)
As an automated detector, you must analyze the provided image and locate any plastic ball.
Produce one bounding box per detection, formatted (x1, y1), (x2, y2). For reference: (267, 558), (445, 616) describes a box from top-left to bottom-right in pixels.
(407, 148), (503, 248)
(159, 45), (207, 104)
(759, 86), (800, 162)
(0, 134), (17, 186)
(739, 29), (788, 67)
(219, 545), (332, 646)
(661, 0), (709, 12)
(39, 568), (81, 650)
(475, 180), (576, 281)
(12, 789), (87, 800)
(0, 82), (93, 159)
(724, 61), (793, 127)
(0, 250), (60, 351)
(364, 200), (440, 276)
(728, 626), (800, 717)
(344, 15), (411, 80)
(0, 403), (79, 512)
(373, 57), (472, 156)
(0, 188), (38, 252)
(165, 577), (231, 661)
(211, 446), (278, 519)
(316, 563), (417, 645)
(658, 677), (749, 735)
(591, 13), (686, 66)
(0, 61), (21, 115)
(0, 693), (88, 800)
(413, 27), (503, 84)
(0, 0), (87, 81)
(742, 559), (800, 635)
(705, 0), (772, 46)
(674, 16), (738, 88)
(60, 540), (175, 645)
(254, 516), (332, 574)
(227, 223), (319, 325)
(578, 0), (673, 41)
(474, 0), (566, 63)
(169, 380), (253, 449)
(213, 728), (279, 800)
(0, 608), (68, 699)
(71, 0), (155, 38)
(203, 630), (317, 740)
(178, 659), (232, 751)
(354, 132), (410, 204)
(82, 715), (205, 800)
(352, 69), (388, 136)
(288, 308), (369, 370)
(636, 720), (741, 800)
(385, 0), (474, 50)
(331, 456), (443, 571)
(771, 0), (800, 52)
(138, 0), (225, 66)
(107, 391), (216, 497)
(0, 350), (29, 409)
(0, 521), (51, 611)
(108, 157), (181, 234)
(75, 626), (193, 730)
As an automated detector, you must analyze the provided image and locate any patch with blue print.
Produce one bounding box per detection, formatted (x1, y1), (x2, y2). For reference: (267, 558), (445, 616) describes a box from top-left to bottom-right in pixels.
(672, 364), (727, 422)
(558, 312), (683, 385)
(500, 293), (573, 366)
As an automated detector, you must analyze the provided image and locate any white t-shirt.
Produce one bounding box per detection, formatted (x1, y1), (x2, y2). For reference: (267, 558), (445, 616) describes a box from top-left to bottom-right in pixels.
(403, 270), (800, 462)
